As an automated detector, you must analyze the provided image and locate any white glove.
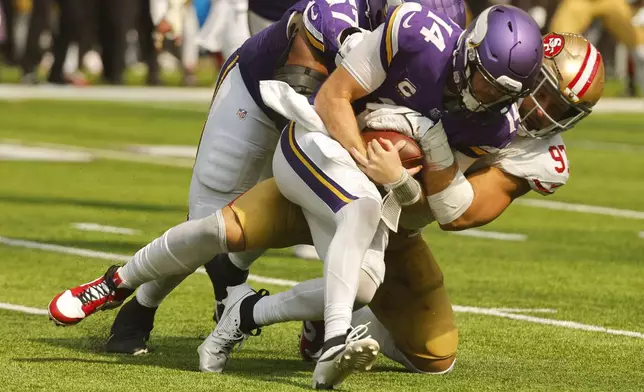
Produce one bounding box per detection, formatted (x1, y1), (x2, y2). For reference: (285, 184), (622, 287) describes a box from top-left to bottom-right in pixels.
(363, 103), (435, 141)
(364, 103), (454, 170)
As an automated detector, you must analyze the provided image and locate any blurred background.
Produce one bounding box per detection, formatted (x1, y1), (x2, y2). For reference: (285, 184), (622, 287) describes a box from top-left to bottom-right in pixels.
(0, 0), (643, 95)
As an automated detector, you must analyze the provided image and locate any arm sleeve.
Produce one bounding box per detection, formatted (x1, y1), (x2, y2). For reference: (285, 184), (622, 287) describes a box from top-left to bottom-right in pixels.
(341, 24), (387, 93)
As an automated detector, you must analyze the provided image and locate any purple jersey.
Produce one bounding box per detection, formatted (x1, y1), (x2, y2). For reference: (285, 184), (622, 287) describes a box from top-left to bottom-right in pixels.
(442, 104), (520, 155)
(237, 1), (308, 114)
(237, 0), (371, 114)
(346, 3), (515, 152)
(302, 0), (370, 70)
(350, 4), (460, 122)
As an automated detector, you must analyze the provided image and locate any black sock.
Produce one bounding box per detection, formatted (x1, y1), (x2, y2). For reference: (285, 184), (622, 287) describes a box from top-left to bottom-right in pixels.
(238, 289), (268, 334)
(204, 253), (249, 302)
(321, 333), (347, 354)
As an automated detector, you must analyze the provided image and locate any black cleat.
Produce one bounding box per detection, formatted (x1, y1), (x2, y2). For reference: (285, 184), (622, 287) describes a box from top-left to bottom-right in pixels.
(106, 297), (157, 355)
(204, 253), (249, 322)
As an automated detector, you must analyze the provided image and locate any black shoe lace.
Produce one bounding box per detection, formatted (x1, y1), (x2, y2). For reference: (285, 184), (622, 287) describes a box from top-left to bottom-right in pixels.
(77, 280), (114, 306)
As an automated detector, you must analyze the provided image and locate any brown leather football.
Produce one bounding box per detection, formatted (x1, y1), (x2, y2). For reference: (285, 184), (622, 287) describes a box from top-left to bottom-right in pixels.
(361, 129), (424, 169)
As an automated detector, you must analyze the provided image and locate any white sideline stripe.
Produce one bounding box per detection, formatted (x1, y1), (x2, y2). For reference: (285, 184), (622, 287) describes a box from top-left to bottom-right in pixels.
(3, 297), (642, 340)
(0, 85), (213, 103)
(515, 199), (644, 220)
(451, 229), (527, 241)
(568, 140), (644, 153)
(492, 308), (557, 314)
(0, 86), (641, 113)
(0, 236), (131, 262)
(72, 223), (140, 235)
(452, 306), (644, 339)
(0, 302), (49, 315)
(2, 235), (644, 340)
(0, 236), (298, 287)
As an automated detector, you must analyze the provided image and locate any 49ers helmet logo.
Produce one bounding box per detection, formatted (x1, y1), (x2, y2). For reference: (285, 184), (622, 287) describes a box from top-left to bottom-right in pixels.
(543, 34), (565, 58)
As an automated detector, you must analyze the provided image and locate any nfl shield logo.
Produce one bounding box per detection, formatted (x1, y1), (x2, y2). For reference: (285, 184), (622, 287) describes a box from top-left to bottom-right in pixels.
(237, 109), (248, 120)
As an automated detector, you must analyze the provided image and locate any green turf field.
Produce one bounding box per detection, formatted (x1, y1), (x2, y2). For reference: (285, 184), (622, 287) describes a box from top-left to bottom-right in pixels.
(0, 100), (643, 391)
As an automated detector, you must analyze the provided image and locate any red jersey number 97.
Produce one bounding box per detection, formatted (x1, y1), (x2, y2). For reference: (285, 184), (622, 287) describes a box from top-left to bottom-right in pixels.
(549, 145), (568, 174)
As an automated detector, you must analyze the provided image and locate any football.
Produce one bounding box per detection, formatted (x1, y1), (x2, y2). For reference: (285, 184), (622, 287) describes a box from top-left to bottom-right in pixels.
(361, 128), (424, 169)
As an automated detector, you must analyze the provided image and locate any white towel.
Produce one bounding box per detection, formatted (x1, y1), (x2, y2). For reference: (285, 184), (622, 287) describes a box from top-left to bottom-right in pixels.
(259, 80), (328, 135)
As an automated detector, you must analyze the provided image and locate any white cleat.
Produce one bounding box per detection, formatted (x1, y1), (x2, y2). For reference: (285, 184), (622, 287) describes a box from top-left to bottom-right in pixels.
(312, 324), (379, 389)
(197, 283), (260, 373)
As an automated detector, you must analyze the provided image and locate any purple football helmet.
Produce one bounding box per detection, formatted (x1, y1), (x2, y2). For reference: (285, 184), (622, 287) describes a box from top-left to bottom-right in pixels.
(453, 5), (543, 113)
(366, 0), (466, 29)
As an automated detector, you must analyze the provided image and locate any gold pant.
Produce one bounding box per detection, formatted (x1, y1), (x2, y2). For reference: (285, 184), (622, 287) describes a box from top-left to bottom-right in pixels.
(230, 178), (458, 372)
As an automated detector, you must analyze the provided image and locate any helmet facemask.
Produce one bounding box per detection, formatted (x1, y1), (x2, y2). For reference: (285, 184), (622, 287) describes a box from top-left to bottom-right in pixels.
(454, 6), (532, 114)
(518, 66), (590, 139)
(460, 44), (528, 113)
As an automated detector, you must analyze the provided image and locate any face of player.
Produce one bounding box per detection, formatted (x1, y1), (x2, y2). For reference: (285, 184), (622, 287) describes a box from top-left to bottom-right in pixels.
(519, 75), (574, 131)
(463, 69), (516, 113)
(470, 70), (507, 104)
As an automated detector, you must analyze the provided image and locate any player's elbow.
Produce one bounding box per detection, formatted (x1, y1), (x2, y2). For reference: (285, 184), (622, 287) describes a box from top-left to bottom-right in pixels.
(437, 209), (493, 231)
(438, 214), (476, 231)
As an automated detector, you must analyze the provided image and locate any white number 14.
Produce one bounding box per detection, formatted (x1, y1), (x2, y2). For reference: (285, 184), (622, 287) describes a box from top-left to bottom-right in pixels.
(420, 10), (453, 52)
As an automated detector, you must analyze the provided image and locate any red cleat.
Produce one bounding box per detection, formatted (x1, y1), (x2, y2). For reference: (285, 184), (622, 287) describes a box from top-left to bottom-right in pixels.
(299, 320), (324, 362)
(48, 265), (133, 326)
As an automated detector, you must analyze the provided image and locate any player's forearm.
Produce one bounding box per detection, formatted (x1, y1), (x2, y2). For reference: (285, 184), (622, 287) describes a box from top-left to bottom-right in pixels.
(314, 75), (366, 156)
(438, 167), (530, 231)
(421, 163), (459, 196)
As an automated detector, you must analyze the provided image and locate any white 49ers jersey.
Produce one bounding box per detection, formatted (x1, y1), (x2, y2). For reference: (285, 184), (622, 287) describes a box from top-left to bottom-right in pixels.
(458, 134), (570, 196)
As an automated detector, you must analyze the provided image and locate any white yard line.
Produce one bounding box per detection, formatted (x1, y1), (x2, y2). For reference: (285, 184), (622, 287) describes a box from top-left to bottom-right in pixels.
(0, 302), (49, 315)
(567, 140), (644, 153)
(451, 229), (527, 241)
(452, 306), (644, 339)
(491, 308), (557, 313)
(639, 232), (644, 239)
(2, 236), (643, 339)
(0, 86), (641, 113)
(0, 85), (213, 103)
(72, 223), (140, 235)
(515, 199), (644, 220)
(1, 139), (195, 168)
(0, 236), (296, 287)
(0, 236), (131, 262)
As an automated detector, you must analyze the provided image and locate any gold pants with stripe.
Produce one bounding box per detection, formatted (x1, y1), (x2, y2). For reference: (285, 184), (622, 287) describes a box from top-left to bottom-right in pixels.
(230, 178), (458, 371)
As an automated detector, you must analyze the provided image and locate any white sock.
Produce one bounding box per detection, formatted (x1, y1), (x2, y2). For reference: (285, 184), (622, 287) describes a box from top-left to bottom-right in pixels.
(135, 275), (190, 308)
(228, 249), (265, 271)
(118, 211), (228, 288)
(323, 198), (382, 341)
(252, 278), (325, 326)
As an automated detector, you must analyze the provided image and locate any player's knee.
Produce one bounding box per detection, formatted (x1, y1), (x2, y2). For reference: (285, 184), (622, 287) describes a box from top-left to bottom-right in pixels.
(347, 197), (382, 229)
(185, 209), (237, 253)
(222, 206), (246, 251)
(404, 353), (456, 375)
(354, 269), (379, 308)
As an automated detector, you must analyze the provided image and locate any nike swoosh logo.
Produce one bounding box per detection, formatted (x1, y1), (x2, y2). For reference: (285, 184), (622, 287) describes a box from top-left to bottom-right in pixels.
(402, 12), (416, 28)
(310, 9), (319, 21)
(302, 321), (317, 341)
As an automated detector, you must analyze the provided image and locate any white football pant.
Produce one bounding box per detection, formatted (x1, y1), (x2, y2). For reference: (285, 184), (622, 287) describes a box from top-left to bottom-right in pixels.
(135, 60), (276, 308)
(272, 122), (387, 341)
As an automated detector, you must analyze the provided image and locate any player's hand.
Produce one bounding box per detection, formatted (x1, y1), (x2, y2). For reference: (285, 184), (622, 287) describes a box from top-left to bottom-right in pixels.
(156, 19), (173, 35)
(364, 103), (435, 141)
(350, 138), (421, 185)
